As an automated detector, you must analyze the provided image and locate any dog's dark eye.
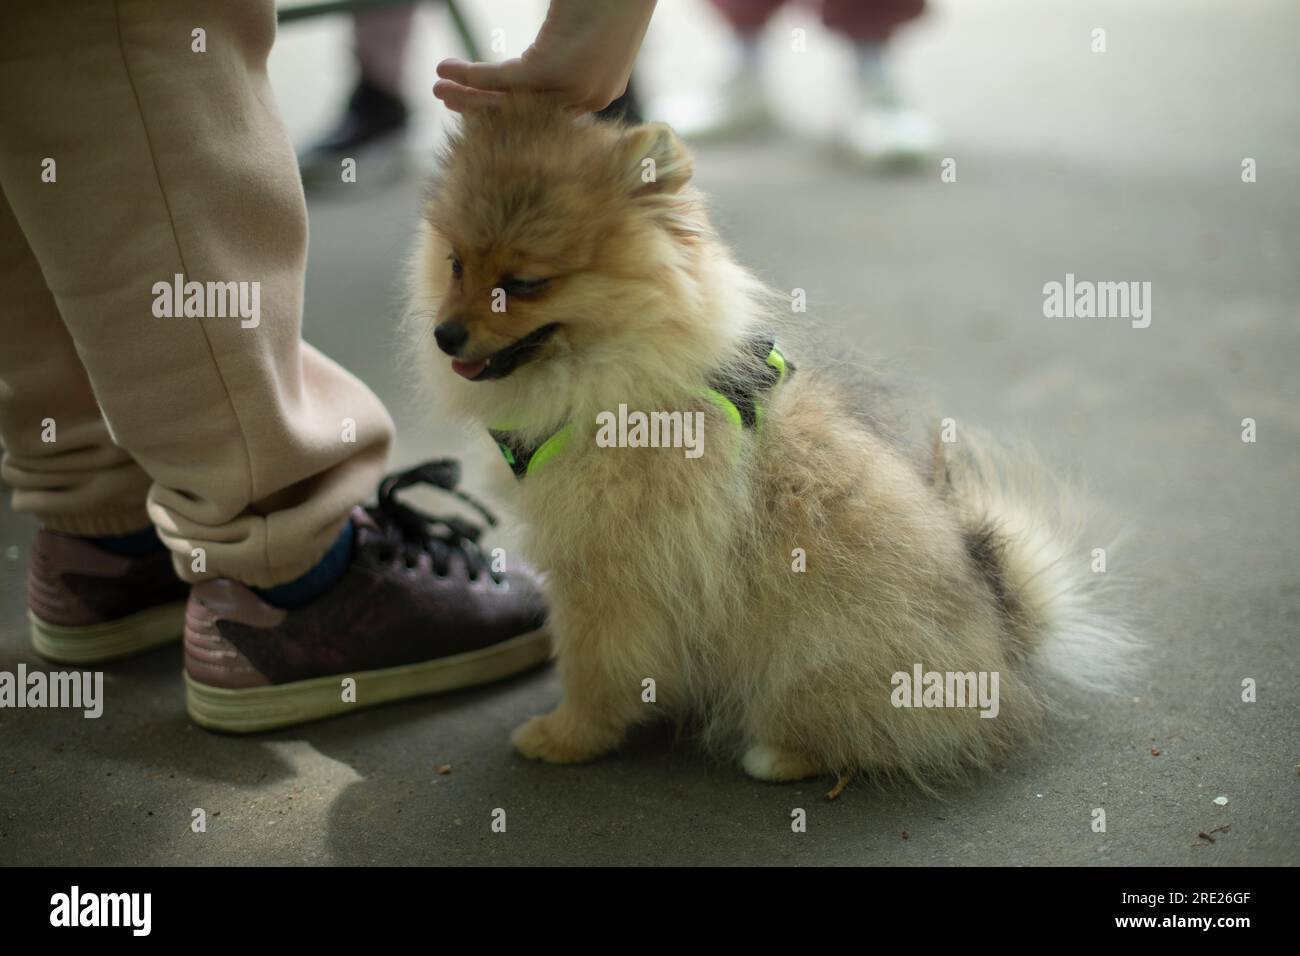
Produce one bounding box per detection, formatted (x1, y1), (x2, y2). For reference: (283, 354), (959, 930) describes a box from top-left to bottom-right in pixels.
(500, 277), (549, 297)
(448, 256), (463, 279)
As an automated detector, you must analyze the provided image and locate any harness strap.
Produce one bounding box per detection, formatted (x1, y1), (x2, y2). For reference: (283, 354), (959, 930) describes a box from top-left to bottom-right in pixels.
(489, 336), (793, 480)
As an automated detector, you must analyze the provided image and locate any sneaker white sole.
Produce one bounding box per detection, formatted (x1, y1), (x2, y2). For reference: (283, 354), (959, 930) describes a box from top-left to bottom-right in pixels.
(185, 627), (552, 734)
(30, 602), (186, 665)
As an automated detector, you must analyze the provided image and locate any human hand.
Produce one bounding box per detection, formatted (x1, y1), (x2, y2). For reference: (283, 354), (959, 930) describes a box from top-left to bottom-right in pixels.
(434, 0), (656, 113)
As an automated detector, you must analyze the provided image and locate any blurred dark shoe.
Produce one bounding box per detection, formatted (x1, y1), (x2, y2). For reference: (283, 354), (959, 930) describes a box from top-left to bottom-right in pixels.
(183, 461), (550, 733)
(298, 75), (409, 188)
(28, 530), (188, 664)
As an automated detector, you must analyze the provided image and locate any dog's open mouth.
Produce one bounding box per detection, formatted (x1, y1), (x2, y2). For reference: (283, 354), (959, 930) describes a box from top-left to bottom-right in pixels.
(451, 323), (561, 382)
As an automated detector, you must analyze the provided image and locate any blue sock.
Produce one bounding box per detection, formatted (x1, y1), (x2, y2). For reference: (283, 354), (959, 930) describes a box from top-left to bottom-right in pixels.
(87, 526), (165, 556)
(254, 520), (355, 610)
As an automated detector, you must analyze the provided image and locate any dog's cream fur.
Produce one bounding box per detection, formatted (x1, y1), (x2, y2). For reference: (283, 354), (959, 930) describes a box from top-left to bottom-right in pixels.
(409, 98), (1133, 785)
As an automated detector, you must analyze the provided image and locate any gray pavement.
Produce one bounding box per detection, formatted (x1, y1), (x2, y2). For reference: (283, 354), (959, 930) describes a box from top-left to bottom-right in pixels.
(1, 0), (1297, 865)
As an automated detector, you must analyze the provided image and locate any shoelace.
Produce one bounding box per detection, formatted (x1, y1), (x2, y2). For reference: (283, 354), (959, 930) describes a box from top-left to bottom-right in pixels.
(369, 459), (501, 582)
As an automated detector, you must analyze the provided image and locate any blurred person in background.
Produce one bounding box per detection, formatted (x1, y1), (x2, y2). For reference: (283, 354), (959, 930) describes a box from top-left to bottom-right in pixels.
(655, 0), (940, 166)
(302, 0), (645, 186)
(299, 4), (420, 184)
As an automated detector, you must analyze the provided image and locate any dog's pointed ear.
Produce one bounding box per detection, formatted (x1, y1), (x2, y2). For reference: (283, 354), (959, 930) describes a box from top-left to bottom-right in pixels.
(622, 123), (693, 197)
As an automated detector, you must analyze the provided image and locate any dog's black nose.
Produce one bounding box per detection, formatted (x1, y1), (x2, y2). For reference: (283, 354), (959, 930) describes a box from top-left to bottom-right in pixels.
(434, 321), (469, 356)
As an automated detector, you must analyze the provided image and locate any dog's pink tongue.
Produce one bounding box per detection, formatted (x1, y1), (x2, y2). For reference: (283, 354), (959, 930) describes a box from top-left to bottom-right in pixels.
(452, 358), (488, 380)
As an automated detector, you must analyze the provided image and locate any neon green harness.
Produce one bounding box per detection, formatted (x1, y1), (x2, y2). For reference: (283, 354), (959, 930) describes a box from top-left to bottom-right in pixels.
(489, 337), (792, 481)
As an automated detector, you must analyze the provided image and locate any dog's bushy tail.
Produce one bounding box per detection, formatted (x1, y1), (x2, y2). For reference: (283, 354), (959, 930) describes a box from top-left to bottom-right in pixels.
(938, 427), (1137, 692)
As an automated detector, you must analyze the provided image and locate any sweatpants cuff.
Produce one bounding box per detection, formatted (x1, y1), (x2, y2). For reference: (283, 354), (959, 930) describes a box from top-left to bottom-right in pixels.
(157, 511), (357, 590)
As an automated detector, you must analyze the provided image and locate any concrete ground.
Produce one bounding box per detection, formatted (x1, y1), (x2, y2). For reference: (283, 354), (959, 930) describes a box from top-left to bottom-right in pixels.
(1, 0), (1297, 865)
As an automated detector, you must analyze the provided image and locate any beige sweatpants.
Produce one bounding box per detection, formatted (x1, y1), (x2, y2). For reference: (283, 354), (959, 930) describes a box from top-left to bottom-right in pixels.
(0, 0), (394, 587)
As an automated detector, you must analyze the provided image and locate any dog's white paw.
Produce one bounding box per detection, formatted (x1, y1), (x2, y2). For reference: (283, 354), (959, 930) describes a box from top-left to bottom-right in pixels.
(741, 744), (821, 782)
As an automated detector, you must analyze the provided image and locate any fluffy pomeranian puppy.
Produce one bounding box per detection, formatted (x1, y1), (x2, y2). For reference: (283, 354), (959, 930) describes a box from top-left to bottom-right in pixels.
(410, 96), (1132, 786)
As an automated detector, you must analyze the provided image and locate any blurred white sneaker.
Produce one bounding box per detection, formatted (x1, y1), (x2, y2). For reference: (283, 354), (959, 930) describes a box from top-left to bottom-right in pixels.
(837, 42), (941, 168)
(652, 64), (773, 142)
(836, 97), (942, 168)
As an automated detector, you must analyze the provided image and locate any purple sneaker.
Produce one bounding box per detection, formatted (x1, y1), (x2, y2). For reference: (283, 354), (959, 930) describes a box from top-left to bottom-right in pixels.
(27, 530), (188, 664)
(183, 461), (550, 733)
